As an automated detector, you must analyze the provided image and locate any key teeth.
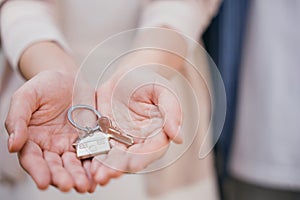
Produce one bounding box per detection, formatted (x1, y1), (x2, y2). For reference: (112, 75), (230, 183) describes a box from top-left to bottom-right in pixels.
(72, 113), (135, 159)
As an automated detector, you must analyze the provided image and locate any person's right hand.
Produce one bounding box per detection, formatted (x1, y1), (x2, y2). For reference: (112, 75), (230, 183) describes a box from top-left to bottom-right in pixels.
(5, 70), (96, 193)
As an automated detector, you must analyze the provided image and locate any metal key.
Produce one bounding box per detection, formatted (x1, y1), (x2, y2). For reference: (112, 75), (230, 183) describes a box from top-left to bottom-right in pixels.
(98, 116), (134, 146)
(73, 130), (111, 159)
(68, 104), (111, 159)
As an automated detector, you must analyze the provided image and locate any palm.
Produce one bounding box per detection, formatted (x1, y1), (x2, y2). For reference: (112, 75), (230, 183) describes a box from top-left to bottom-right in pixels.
(6, 71), (95, 192)
(27, 104), (76, 154)
(112, 85), (166, 143)
(22, 71), (77, 153)
(91, 73), (182, 185)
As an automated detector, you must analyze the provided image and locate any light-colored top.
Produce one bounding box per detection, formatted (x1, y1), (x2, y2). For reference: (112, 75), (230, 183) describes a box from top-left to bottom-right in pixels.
(230, 0), (300, 189)
(1, 0), (220, 68)
(0, 0), (220, 188)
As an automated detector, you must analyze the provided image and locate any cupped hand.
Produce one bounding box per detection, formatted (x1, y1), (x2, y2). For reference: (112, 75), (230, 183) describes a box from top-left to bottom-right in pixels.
(91, 70), (182, 185)
(5, 70), (96, 192)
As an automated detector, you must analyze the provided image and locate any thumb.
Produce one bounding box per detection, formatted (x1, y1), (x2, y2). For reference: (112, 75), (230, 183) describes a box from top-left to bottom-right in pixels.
(156, 85), (183, 144)
(5, 84), (37, 152)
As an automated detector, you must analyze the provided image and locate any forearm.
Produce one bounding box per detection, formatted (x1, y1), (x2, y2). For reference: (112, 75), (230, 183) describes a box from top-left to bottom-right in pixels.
(111, 27), (187, 82)
(0, 0), (72, 79)
(19, 41), (78, 80)
(126, 0), (221, 79)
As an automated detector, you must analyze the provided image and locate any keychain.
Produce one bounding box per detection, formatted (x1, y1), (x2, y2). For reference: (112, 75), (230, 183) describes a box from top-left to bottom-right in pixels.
(67, 104), (134, 159)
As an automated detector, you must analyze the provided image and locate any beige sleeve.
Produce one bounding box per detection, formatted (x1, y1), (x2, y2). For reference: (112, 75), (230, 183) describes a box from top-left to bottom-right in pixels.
(0, 0), (70, 69)
(139, 0), (221, 40)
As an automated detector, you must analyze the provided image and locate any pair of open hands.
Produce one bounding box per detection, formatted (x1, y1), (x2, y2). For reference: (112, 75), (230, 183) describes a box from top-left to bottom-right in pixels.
(5, 70), (182, 193)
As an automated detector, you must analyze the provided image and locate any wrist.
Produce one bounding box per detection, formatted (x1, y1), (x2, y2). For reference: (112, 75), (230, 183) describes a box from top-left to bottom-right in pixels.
(19, 41), (78, 79)
(112, 28), (187, 80)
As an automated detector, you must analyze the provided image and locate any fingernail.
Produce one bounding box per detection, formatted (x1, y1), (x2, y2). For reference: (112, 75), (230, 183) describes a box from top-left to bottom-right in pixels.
(8, 133), (15, 151)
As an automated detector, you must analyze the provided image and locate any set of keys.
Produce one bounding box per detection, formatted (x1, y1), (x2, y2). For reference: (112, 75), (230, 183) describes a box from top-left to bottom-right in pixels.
(67, 104), (134, 159)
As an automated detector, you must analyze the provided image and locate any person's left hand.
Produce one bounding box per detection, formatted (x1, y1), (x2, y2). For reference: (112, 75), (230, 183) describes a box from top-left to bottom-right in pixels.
(91, 70), (182, 185)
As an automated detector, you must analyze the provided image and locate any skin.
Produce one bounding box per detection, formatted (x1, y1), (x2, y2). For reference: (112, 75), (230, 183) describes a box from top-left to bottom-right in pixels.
(6, 42), (97, 192)
(91, 72), (182, 185)
(5, 70), (97, 192)
(5, 28), (186, 191)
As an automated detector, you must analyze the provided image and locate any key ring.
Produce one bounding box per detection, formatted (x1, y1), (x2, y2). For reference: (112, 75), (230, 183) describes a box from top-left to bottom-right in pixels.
(67, 104), (102, 133)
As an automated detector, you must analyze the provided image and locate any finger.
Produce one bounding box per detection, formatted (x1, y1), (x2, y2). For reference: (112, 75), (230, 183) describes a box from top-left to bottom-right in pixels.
(93, 147), (125, 185)
(92, 155), (111, 185)
(91, 155), (103, 176)
(126, 132), (169, 173)
(44, 151), (73, 192)
(62, 152), (89, 193)
(19, 141), (51, 190)
(98, 132), (168, 178)
(5, 85), (37, 152)
(97, 166), (122, 186)
(156, 86), (182, 144)
(82, 160), (97, 193)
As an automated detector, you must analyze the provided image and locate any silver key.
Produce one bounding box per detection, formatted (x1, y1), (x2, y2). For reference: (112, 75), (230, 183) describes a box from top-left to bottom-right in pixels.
(73, 131), (110, 159)
(68, 104), (111, 159)
(98, 117), (134, 146)
(68, 104), (134, 159)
